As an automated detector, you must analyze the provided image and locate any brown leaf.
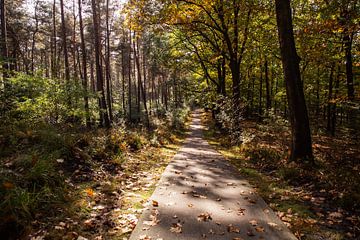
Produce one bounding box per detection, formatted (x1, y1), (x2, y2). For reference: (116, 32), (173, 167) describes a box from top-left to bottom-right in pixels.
(170, 223), (182, 234)
(188, 203), (194, 208)
(255, 226), (265, 232)
(227, 224), (240, 233)
(139, 235), (152, 240)
(152, 200), (159, 207)
(197, 212), (212, 222)
(249, 220), (258, 226)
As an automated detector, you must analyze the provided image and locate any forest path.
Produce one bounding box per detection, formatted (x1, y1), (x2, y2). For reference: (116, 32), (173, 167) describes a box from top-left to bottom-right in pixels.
(129, 110), (297, 240)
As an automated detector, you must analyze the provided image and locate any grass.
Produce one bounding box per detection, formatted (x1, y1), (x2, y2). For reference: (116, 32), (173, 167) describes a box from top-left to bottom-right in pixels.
(0, 109), (191, 239)
(201, 111), (359, 240)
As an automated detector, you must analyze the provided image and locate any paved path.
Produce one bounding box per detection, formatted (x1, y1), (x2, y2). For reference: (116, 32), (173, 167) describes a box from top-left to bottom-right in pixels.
(130, 110), (297, 240)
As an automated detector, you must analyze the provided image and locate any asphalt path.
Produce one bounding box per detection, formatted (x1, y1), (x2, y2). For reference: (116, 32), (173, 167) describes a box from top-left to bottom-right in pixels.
(130, 110), (297, 240)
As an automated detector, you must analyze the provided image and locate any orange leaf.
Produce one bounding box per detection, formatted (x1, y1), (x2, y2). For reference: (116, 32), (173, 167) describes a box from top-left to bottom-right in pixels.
(85, 188), (94, 197)
(3, 181), (14, 189)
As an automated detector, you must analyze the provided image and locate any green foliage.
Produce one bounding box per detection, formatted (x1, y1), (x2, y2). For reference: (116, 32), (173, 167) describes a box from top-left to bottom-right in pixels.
(166, 106), (190, 130)
(0, 72), (94, 126)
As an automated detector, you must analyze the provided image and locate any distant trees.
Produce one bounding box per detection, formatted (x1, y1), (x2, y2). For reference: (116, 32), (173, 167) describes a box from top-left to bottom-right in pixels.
(0, 0), (358, 158)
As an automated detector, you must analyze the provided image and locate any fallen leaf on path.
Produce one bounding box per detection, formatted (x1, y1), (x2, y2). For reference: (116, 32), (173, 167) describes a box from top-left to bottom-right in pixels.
(216, 198), (221, 201)
(237, 208), (246, 216)
(152, 200), (159, 207)
(233, 238), (244, 240)
(201, 233), (206, 238)
(255, 226), (265, 232)
(170, 223), (182, 233)
(188, 203), (193, 207)
(249, 220), (258, 226)
(197, 212), (212, 222)
(139, 235), (152, 240)
(227, 224), (240, 233)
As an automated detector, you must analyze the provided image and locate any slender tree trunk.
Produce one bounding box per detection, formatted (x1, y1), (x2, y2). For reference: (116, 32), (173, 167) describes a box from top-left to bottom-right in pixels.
(275, 0), (313, 163)
(1, 0), (9, 88)
(91, 0), (110, 128)
(78, 0), (90, 127)
(265, 58), (271, 110)
(51, 0), (57, 78)
(121, 40), (126, 114)
(259, 59), (263, 117)
(128, 30), (132, 122)
(105, 0), (113, 122)
(31, 1), (39, 73)
(344, 31), (354, 100)
(326, 65), (334, 132)
(60, 0), (71, 105)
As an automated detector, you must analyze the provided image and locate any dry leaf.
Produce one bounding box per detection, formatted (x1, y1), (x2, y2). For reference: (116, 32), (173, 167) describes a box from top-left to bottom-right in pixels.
(249, 220), (258, 226)
(227, 224), (240, 233)
(170, 223), (182, 234)
(139, 235), (152, 240)
(255, 226), (265, 232)
(188, 203), (194, 208)
(85, 188), (94, 197)
(237, 208), (246, 216)
(197, 212), (212, 222)
(152, 200), (159, 207)
(3, 181), (14, 189)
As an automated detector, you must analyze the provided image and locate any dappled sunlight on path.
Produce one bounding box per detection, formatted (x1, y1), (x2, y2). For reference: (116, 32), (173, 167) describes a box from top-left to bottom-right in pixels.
(129, 110), (297, 240)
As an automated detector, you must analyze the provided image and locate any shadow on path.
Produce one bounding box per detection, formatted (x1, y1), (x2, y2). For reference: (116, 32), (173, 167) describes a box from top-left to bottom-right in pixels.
(129, 110), (297, 240)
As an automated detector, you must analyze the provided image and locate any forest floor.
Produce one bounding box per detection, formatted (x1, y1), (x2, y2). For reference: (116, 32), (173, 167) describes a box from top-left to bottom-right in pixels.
(129, 110), (297, 240)
(202, 111), (360, 240)
(0, 114), (190, 240)
(1, 109), (359, 240)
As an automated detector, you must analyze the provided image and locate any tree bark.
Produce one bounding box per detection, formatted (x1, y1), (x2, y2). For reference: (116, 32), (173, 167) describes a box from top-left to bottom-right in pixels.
(265, 58), (271, 110)
(105, 0), (113, 122)
(275, 0), (313, 163)
(91, 0), (110, 128)
(60, 0), (71, 105)
(78, 0), (90, 127)
(1, 0), (9, 87)
(344, 33), (354, 100)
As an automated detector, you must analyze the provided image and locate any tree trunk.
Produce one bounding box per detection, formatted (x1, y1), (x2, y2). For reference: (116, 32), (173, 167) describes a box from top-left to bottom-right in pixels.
(91, 0), (110, 128)
(51, 0), (57, 78)
(105, 0), (113, 122)
(78, 0), (90, 127)
(265, 58), (271, 110)
(275, 0), (313, 163)
(326, 65), (334, 132)
(344, 32), (354, 100)
(1, 0), (9, 87)
(128, 30), (132, 122)
(31, 1), (39, 73)
(60, 0), (71, 105)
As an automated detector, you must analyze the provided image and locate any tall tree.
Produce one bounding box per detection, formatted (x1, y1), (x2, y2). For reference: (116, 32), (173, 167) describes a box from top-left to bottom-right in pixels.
(91, 0), (110, 127)
(105, 0), (113, 122)
(275, 0), (314, 162)
(78, 0), (90, 127)
(59, 0), (71, 103)
(0, 0), (9, 86)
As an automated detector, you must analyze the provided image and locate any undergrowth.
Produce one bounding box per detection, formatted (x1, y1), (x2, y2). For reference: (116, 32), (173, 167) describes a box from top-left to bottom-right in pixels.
(202, 110), (359, 240)
(0, 107), (190, 239)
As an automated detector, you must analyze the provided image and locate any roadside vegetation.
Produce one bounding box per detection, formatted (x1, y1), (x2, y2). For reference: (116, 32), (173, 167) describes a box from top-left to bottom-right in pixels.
(202, 111), (359, 240)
